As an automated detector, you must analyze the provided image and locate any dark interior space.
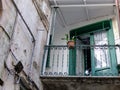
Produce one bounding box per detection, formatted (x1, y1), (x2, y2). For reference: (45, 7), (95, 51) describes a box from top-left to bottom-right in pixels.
(83, 37), (91, 75)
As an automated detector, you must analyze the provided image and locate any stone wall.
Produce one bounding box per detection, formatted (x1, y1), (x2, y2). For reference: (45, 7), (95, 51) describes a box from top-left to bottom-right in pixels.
(0, 0), (51, 90)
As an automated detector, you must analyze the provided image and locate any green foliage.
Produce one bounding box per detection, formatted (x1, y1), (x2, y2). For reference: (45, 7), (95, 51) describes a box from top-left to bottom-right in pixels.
(61, 34), (75, 42)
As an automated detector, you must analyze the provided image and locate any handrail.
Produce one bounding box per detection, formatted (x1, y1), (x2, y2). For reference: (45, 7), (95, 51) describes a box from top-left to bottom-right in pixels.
(41, 44), (120, 76)
(44, 44), (120, 47)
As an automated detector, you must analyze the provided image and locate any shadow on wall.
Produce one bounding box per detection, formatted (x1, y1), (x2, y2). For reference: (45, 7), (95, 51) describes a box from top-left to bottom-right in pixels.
(0, 0), (2, 17)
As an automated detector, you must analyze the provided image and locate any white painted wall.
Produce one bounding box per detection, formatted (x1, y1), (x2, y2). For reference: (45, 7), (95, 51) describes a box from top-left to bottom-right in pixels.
(52, 17), (69, 45)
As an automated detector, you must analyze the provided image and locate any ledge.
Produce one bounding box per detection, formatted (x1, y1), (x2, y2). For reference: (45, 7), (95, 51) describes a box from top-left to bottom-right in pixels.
(40, 76), (120, 90)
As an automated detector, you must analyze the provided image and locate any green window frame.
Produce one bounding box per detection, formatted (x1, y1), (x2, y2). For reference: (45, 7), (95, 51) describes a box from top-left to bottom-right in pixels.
(69, 19), (118, 76)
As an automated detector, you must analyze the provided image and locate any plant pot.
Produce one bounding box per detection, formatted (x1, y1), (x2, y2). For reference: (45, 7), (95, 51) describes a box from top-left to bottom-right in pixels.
(67, 41), (75, 49)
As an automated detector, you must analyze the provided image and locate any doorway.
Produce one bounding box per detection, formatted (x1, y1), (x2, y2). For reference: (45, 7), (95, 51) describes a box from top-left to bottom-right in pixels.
(69, 20), (118, 76)
(78, 35), (91, 75)
(82, 37), (91, 75)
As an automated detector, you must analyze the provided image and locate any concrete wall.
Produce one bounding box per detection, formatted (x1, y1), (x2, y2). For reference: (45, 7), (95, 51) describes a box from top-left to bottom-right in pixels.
(0, 0), (51, 90)
(41, 77), (120, 90)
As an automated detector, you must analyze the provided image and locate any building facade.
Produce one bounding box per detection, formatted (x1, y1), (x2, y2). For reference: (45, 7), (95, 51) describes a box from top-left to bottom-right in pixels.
(1, 0), (120, 90)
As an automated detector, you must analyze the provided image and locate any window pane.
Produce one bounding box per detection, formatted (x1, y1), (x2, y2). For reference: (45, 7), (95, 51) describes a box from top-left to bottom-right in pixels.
(94, 31), (110, 68)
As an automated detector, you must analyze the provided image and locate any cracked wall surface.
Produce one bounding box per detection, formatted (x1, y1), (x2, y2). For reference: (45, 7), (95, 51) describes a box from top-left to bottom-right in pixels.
(0, 0), (51, 90)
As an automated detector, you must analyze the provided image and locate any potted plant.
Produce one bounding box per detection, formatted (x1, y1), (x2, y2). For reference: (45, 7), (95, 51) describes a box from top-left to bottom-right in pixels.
(61, 34), (76, 49)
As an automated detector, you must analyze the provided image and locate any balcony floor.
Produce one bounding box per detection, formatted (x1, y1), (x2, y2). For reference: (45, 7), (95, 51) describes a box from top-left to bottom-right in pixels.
(40, 76), (120, 90)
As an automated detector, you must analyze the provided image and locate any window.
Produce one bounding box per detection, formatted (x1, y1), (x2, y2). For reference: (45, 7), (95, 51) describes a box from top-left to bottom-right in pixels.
(70, 20), (118, 76)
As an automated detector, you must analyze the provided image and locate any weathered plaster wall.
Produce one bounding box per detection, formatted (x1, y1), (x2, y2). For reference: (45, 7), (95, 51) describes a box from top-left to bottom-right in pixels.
(0, 0), (51, 89)
(112, 18), (119, 41)
(41, 77), (120, 90)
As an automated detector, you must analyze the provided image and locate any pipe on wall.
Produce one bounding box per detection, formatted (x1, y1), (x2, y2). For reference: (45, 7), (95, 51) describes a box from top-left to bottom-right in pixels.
(11, 0), (36, 84)
(0, 26), (10, 40)
(10, 1), (39, 89)
(51, 3), (115, 8)
(11, 0), (35, 42)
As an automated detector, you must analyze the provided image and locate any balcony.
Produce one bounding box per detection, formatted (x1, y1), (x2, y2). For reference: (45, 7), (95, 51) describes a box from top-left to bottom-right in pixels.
(40, 45), (120, 90)
(41, 45), (120, 76)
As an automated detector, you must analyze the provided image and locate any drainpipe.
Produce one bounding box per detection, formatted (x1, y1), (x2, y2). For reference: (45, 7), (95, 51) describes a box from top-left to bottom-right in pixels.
(115, 0), (120, 38)
(41, 8), (57, 75)
(42, 0), (58, 75)
(27, 41), (35, 80)
(46, 8), (54, 45)
(11, 0), (35, 42)
(0, 26), (10, 40)
(51, 8), (57, 44)
(11, 0), (36, 82)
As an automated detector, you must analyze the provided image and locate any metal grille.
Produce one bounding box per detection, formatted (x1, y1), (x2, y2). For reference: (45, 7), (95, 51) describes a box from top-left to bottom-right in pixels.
(41, 45), (120, 76)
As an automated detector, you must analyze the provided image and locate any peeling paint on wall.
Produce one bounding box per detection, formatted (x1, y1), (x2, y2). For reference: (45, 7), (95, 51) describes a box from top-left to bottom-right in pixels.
(0, 0), (51, 89)
(0, 27), (10, 79)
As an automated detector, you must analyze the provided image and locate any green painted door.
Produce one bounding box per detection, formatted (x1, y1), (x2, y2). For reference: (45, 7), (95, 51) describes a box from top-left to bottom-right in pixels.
(69, 20), (118, 76)
(90, 29), (118, 76)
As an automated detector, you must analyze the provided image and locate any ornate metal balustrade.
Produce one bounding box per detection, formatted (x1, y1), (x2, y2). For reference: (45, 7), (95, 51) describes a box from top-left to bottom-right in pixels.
(41, 45), (120, 76)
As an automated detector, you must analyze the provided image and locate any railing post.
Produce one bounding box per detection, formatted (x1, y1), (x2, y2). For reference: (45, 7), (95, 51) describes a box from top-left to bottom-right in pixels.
(69, 48), (76, 75)
(41, 46), (48, 75)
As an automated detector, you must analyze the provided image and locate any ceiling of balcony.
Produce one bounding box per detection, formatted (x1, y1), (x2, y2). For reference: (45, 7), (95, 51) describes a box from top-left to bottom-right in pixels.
(49, 0), (117, 29)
